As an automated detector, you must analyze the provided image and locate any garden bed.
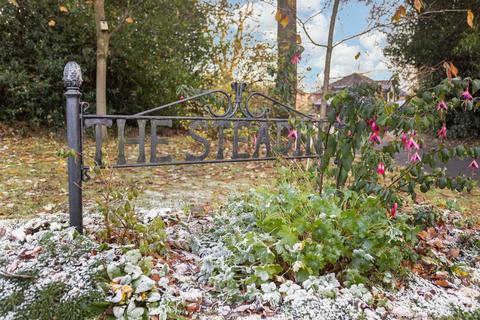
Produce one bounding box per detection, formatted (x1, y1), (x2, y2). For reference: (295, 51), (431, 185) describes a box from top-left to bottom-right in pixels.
(1, 191), (479, 319)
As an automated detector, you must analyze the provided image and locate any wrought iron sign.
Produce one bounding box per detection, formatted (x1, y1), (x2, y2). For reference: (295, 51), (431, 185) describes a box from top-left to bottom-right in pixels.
(63, 61), (323, 232)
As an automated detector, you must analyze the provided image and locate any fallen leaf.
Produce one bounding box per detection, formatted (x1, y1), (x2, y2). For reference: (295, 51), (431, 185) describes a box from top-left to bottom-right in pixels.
(125, 17), (134, 24)
(448, 248), (460, 258)
(8, 0), (18, 7)
(48, 20), (56, 27)
(59, 5), (69, 13)
(418, 230), (429, 240)
(435, 279), (451, 288)
(185, 302), (200, 313)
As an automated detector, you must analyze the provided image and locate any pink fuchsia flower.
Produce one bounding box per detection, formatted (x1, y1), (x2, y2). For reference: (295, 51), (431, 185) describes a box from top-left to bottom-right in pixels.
(410, 151), (422, 163)
(369, 132), (381, 144)
(437, 123), (447, 139)
(252, 135), (258, 147)
(370, 121), (380, 133)
(377, 162), (385, 175)
(437, 100), (448, 111)
(290, 52), (301, 65)
(288, 129), (298, 140)
(462, 89), (473, 101)
(336, 115), (344, 125)
(389, 202), (398, 218)
(469, 159), (479, 170)
(406, 137), (420, 150)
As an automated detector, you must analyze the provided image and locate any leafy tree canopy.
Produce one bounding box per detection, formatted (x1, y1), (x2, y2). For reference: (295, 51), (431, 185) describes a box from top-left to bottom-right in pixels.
(0, 0), (210, 126)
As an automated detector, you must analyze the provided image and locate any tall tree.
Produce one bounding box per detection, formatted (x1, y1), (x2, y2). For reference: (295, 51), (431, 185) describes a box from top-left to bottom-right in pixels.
(204, 0), (275, 87)
(276, 0), (297, 107)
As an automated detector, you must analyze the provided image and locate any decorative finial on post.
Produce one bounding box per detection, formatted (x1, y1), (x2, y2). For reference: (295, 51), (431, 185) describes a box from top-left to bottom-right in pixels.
(63, 61), (83, 88)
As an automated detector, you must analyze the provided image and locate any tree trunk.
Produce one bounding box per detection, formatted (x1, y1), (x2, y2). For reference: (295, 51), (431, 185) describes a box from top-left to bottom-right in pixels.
(94, 0), (109, 138)
(320, 0), (340, 119)
(276, 0), (297, 108)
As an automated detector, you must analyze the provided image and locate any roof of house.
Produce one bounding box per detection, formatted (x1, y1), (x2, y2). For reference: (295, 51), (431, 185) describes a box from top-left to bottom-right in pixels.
(329, 73), (375, 90)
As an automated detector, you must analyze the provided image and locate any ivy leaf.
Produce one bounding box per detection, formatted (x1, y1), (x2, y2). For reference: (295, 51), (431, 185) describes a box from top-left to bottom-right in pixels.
(467, 10), (474, 28)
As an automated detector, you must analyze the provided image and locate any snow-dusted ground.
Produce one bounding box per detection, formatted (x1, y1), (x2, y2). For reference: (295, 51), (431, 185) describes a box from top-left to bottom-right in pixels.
(1, 194), (479, 320)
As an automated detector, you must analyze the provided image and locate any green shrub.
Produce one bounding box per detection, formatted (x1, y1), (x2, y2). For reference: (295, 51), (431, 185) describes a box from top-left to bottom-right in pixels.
(199, 183), (419, 300)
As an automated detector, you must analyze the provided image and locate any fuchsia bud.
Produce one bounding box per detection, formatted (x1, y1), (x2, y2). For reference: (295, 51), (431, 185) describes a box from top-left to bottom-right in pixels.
(389, 202), (398, 218)
(469, 159), (479, 170)
(410, 152), (422, 163)
(401, 133), (408, 146)
(336, 115), (344, 125)
(288, 129), (298, 140)
(436, 100), (448, 111)
(377, 162), (385, 175)
(437, 123), (447, 139)
(462, 89), (473, 101)
(290, 52), (301, 65)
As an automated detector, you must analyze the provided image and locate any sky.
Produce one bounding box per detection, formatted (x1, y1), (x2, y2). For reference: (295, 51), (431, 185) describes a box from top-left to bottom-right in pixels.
(235, 0), (393, 92)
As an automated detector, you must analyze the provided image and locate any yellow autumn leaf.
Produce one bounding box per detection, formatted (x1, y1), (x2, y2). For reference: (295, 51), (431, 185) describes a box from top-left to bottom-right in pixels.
(59, 5), (68, 13)
(295, 34), (302, 44)
(467, 9), (474, 28)
(275, 10), (283, 22)
(125, 17), (134, 24)
(413, 0), (423, 13)
(354, 52), (361, 60)
(280, 16), (289, 28)
(48, 20), (56, 27)
(392, 5), (406, 22)
(8, 0), (19, 7)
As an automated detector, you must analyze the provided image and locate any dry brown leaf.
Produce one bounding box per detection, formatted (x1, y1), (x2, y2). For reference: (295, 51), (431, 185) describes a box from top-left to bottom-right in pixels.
(185, 302), (200, 313)
(125, 17), (134, 24)
(450, 62), (459, 77)
(413, 0), (423, 13)
(8, 0), (19, 7)
(392, 5), (407, 22)
(48, 20), (56, 28)
(448, 248), (460, 258)
(467, 9), (474, 28)
(275, 10), (283, 22)
(59, 5), (69, 13)
(418, 230), (429, 240)
(435, 279), (451, 287)
(296, 34), (302, 44)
